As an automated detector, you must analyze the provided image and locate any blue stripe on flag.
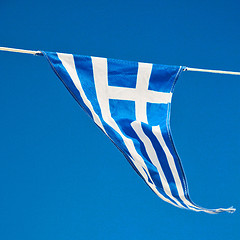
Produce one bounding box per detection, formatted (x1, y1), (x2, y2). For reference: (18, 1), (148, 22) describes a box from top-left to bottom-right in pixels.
(107, 58), (138, 88)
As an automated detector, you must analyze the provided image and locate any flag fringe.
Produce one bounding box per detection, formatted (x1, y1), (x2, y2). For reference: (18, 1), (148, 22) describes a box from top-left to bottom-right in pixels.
(1, 46), (240, 76)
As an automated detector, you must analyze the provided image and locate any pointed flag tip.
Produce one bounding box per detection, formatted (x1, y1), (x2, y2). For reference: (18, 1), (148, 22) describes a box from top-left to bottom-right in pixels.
(228, 207), (236, 214)
(215, 206), (236, 214)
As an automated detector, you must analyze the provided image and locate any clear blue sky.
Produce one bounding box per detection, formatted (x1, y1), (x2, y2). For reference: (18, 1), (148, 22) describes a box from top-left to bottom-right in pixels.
(0, 0), (240, 239)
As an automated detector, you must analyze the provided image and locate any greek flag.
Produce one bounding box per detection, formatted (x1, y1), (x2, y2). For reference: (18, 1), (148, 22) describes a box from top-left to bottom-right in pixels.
(43, 51), (234, 214)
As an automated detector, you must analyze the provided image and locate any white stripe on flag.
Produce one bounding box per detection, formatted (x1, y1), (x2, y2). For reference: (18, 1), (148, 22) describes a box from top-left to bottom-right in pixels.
(131, 121), (185, 208)
(57, 53), (107, 135)
(152, 125), (203, 212)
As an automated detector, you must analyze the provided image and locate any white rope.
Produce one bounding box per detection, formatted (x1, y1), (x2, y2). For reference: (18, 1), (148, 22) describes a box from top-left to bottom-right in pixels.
(0, 47), (41, 56)
(184, 67), (240, 76)
(0, 46), (240, 76)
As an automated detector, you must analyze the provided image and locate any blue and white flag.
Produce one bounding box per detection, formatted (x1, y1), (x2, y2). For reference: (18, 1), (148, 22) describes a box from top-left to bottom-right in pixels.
(43, 51), (235, 214)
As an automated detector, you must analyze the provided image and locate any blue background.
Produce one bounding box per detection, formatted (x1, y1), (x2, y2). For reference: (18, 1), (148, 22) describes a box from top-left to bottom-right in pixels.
(0, 0), (239, 239)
